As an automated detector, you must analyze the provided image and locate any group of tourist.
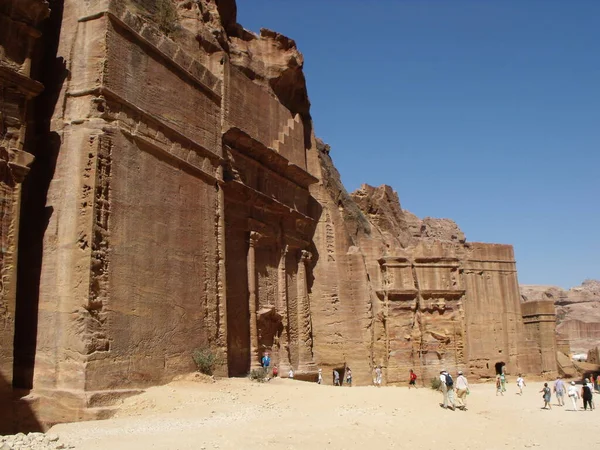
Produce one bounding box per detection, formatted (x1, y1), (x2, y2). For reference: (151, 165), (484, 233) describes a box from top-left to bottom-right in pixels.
(438, 369), (470, 411)
(542, 376), (596, 411)
(261, 351), (597, 414)
(494, 370), (597, 412)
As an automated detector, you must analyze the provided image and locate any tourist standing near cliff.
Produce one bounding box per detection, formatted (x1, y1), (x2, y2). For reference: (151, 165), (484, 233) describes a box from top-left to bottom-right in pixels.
(496, 375), (503, 396)
(333, 369), (340, 386)
(409, 369), (417, 388)
(374, 366), (382, 387)
(516, 374), (526, 395)
(317, 368), (322, 384)
(345, 368), (353, 387)
(554, 376), (565, 406)
(261, 352), (270, 375)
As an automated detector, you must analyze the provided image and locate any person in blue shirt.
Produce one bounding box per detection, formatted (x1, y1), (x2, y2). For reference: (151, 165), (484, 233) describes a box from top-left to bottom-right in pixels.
(261, 352), (271, 375)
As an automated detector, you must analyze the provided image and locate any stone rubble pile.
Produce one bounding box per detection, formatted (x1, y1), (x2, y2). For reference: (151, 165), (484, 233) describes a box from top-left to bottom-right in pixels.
(0, 433), (74, 450)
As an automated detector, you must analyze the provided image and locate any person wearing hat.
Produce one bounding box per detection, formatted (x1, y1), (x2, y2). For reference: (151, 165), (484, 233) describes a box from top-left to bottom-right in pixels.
(439, 370), (455, 410)
(567, 381), (579, 411)
(455, 371), (469, 410)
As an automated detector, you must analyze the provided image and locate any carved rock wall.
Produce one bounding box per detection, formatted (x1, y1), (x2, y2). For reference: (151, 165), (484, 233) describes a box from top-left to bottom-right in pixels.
(2, 0), (560, 430)
(521, 280), (600, 354)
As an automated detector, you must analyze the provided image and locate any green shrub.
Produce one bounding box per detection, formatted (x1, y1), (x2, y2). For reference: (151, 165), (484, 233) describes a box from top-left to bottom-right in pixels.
(154, 0), (179, 35)
(249, 368), (268, 383)
(192, 348), (220, 375)
(431, 377), (441, 390)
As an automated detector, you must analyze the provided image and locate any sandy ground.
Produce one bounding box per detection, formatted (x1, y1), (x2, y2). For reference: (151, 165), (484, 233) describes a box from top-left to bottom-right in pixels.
(50, 376), (599, 450)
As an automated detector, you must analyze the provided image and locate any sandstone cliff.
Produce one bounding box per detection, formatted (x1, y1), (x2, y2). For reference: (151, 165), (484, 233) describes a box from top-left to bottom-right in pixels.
(1, 0), (558, 430)
(521, 280), (600, 354)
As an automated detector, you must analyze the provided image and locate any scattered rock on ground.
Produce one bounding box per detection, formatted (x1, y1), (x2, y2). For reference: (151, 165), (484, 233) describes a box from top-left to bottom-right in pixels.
(0, 432), (73, 450)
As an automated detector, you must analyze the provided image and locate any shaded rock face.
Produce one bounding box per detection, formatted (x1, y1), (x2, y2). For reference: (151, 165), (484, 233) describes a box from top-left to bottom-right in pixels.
(1, 0), (557, 429)
(0, 0), (49, 434)
(522, 280), (600, 354)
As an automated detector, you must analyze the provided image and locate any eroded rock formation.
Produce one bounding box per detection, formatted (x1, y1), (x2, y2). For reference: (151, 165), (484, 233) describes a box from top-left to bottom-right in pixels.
(521, 280), (600, 354)
(1, 0), (558, 430)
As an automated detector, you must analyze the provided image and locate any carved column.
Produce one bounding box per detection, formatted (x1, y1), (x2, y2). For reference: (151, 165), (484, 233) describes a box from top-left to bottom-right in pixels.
(296, 249), (316, 373)
(277, 245), (291, 373)
(248, 231), (261, 370)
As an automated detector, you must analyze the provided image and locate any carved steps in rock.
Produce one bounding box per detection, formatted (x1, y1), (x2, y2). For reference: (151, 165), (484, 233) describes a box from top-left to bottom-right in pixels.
(272, 114), (301, 153)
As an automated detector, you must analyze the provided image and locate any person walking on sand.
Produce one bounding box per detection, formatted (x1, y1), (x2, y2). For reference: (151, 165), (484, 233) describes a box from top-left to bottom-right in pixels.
(554, 376), (565, 406)
(439, 370), (455, 410)
(568, 381), (579, 411)
(516, 374), (526, 395)
(585, 378), (595, 409)
(317, 368), (323, 384)
(455, 371), (469, 410)
(288, 368), (294, 379)
(500, 372), (507, 393)
(540, 383), (552, 409)
(346, 367), (353, 387)
(495, 375), (503, 396)
(374, 366), (382, 387)
(582, 379), (593, 411)
(409, 369), (417, 389)
(333, 369), (340, 386)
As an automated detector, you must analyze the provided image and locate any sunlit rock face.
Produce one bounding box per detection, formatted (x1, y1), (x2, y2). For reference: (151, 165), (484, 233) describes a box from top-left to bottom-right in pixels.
(522, 280), (600, 355)
(2, 0), (556, 429)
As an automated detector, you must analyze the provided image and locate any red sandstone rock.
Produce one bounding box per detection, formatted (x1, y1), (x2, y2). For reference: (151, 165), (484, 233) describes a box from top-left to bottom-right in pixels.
(522, 280), (600, 354)
(0, 0), (559, 430)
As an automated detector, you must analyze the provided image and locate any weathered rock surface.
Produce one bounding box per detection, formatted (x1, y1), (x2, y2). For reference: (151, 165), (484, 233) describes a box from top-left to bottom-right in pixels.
(0, 0), (50, 434)
(1, 0), (558, 430)
(521, 280), (600, 354)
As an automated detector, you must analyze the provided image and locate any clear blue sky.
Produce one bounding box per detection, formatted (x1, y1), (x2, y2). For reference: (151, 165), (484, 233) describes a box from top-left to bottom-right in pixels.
(237, 1), (600, 289)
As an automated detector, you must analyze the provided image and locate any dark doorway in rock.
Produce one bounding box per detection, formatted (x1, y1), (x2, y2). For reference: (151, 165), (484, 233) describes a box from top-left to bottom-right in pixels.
(224, 214), (250, 377)
(333, 367), (346, 385)
(495, 361), (506, 375)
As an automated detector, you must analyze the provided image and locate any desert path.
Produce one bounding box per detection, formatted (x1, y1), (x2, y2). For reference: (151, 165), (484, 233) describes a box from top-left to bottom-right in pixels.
(50, 377), (599, 450)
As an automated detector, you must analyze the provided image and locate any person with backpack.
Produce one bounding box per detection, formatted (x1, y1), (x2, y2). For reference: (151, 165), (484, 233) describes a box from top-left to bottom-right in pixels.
(439, 370), (455, 410)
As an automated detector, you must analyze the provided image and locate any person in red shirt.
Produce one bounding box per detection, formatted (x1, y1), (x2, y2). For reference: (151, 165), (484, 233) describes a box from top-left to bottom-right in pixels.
(409, 369), (417, 388)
